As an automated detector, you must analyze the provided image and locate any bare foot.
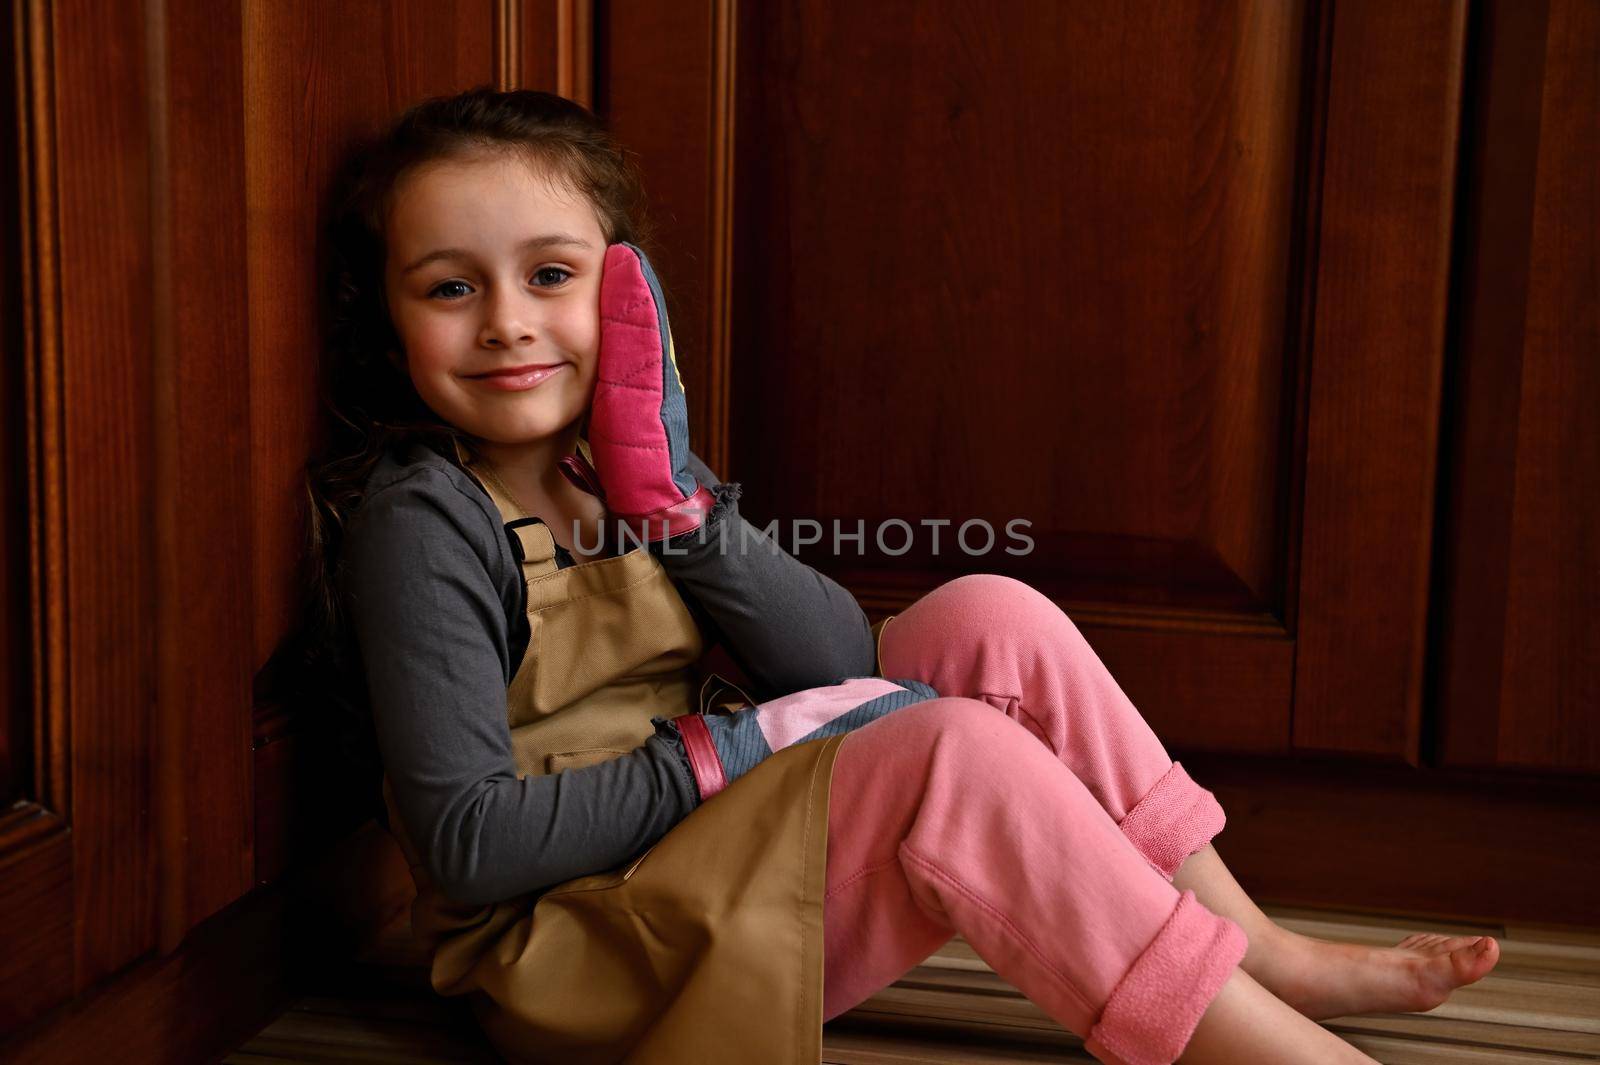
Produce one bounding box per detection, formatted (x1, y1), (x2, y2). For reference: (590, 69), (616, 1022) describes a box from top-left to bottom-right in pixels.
(1263, 928), (1501, 1021)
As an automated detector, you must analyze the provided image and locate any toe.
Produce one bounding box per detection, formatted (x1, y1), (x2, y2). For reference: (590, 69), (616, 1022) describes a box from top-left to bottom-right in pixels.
(1450, 936), (1499, 985)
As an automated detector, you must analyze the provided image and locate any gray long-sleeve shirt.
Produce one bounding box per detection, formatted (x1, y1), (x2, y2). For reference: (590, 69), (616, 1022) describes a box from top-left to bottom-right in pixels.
(339, 438), (876, 907)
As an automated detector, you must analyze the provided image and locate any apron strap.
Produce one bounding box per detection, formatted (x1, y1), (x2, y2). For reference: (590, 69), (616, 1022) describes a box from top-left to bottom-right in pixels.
(506, 517), (561, 581)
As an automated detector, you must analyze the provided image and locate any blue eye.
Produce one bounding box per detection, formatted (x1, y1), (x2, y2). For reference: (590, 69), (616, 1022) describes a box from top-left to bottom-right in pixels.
(428, 279), (472, 301)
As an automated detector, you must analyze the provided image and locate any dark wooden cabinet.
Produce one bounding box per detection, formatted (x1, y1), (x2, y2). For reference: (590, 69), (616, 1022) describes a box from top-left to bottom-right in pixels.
(3, 0), (1594, 1058)
(1434, 0), (1599, 775)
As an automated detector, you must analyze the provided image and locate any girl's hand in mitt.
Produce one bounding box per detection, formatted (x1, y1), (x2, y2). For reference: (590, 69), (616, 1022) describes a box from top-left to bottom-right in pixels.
(560, 242), (715, 542)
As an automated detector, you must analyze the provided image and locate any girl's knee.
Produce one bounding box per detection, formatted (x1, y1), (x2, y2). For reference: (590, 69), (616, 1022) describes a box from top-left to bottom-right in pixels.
(881, 698), (1075, 801)
(904, 572), (1081, 644)
(958, 573), (1062, 619)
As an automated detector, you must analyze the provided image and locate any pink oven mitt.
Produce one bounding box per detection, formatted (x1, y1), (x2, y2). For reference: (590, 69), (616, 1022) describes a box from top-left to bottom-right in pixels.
(654, 677), (941, 802)
(559, 242), (715, 543)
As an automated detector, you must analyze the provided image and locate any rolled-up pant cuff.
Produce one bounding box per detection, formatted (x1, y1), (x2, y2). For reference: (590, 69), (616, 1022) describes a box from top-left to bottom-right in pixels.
(1083, 889), (1248, 1065)
(1116, 761), (1226, 881)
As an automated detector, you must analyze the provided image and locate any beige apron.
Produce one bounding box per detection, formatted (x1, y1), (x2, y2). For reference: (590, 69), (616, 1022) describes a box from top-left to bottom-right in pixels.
(379, 440), (897, 1064)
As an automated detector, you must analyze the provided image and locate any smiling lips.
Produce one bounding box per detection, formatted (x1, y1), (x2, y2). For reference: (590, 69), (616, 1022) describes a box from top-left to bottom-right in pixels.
(468, 362), (569, 391)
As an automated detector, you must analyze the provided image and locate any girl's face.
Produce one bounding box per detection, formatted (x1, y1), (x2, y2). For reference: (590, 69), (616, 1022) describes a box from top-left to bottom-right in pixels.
(382, 151), (607, 448)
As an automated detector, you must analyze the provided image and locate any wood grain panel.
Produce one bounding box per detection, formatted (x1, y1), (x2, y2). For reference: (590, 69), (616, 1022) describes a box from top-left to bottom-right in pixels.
(732, 0), (1306, 585)
(0, 824), (72, 1032)
(1082, 617), (1293, 753)
(149, 0), (257, 952)
(510, 0), (592, 104)
(54, 0), (159, 989)
(1, 0), (27, 809)
(0, 0), (78, 1034)
(728, 1), (1313, 750)
(1436, 0), (1600, 773)
(1493, 0), (1600, 771)
(1292, 1), (1469, 761)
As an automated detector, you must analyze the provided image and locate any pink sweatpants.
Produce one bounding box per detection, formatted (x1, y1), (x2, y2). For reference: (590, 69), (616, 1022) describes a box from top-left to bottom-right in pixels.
(821, 574), (1248, 1065)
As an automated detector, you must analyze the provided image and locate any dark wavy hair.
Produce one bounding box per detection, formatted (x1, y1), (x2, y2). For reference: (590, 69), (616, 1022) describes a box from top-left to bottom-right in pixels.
(257, 87), (654, 819)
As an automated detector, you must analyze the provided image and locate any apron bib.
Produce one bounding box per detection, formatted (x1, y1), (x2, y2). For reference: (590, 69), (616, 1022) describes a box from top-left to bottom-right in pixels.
(378, 447), (877, 1064)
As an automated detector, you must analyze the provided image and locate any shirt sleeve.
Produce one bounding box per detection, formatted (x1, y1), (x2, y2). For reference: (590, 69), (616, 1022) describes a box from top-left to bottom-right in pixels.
(648, 451), (877, 700)
(340, 467), (701, 907)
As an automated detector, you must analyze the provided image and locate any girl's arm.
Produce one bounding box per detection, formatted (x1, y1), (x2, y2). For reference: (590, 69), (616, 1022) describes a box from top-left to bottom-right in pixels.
(648, 450), (878, 701)
(341, 467), (702, 907)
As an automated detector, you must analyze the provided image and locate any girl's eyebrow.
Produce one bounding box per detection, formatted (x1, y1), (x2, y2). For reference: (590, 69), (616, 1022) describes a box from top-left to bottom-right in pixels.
(400, 232), (593, 276)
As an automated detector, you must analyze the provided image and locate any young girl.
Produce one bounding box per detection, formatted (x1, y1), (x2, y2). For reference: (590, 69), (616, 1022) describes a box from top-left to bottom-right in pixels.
(302, 88), (1499, 1065)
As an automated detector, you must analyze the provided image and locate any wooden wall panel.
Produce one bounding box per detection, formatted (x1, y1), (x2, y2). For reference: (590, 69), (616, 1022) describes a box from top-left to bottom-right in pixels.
(513, 0), (593, 105)
(1, 0), (76, 1030)
(1, 0), (28, 810)
(1437, 0), (1600, 772)
(150, 0), (256, 952)
(732, 0), (1307, 592)
(1292, 0), (1468, 762)
(726, 0), (1314, 752)
(53, 0), (159, 989)
(0, 832), (73, 1031)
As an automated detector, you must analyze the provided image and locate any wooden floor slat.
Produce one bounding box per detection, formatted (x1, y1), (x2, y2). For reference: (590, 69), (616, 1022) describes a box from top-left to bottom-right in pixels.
(1333, 1012), (1600, 1058)
(1341, 1032), (1596, 1064)
(227, 903), (1600, 1063)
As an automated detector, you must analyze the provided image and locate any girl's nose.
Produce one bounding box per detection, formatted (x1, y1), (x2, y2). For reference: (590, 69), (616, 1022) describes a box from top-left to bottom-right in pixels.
(477, 289), (538, 349)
